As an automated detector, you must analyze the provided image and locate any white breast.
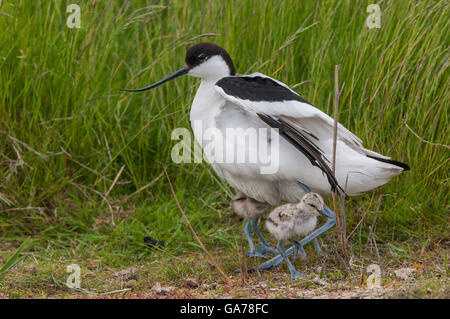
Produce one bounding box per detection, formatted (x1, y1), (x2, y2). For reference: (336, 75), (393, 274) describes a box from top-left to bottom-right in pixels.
(190, 81), (225, 144)
(190, 81), (307, 205)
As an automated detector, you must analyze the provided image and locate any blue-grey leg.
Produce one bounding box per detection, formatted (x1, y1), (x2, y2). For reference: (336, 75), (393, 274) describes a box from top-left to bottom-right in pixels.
(258, 207), (335, 269)
(257, 181), (336, 270)
(291, 239), (320, 260)
(297, 181), (312, 193)
(277, 241), (303, 280)
(250, 218), (278, 256)
(313, 238), (322, 255)
(290, 239), (307, 261)
(244, 219), (266, 258)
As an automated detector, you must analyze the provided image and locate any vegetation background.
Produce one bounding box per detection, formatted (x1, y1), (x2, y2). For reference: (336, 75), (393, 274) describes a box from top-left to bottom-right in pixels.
(0, 0), (448, 297)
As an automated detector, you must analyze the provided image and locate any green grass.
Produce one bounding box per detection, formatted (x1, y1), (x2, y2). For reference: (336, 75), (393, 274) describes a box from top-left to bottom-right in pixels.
(0, 0), (448, 295)
(0, 237), (30, 280)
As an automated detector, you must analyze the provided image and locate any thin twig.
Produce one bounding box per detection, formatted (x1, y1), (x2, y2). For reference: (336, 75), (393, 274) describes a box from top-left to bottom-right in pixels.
(331, 65), (340, 229)
(99, 288), (132, 296)
(0, 206), (44, 214)
(70, 182), (116, 226)
(61, 148), (106, 180)
(367, 191), (383, 264)
(104, 133), (112, 161)
(105, 165), (125, 198)
(103, 165), (125, 225)
(347, 192), (376, 241)
(403, 120), (449, 149)
(333, 65), (349, 258)
(9, 136), (49, 160)
(367, 192), (383, 245)
(339, 193), (347, 250)
(123, 172), (164, 202)
(162, 165), (233, 286)
(0, 192), (14, 206)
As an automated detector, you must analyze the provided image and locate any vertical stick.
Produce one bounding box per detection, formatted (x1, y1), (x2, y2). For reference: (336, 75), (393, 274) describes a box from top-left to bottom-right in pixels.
(339, 193), (347, 254)
(367, 191), (382, 264)
(332, 65), (340, 230)
(333, 65), (348, 257)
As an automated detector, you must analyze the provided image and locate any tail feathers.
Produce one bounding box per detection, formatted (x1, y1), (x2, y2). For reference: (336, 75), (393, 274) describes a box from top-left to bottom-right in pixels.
(367, 155), (410, 171)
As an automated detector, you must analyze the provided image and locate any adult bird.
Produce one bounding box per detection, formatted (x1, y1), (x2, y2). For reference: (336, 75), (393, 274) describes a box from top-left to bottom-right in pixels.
(120, 42), (409, 267)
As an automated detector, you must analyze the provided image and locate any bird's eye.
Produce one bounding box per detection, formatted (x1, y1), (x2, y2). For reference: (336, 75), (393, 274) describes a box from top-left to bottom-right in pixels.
(197, 53), (206, 61)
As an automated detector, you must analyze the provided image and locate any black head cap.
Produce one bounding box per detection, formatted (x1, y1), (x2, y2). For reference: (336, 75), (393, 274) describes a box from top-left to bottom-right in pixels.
(185, 42), (236, 75)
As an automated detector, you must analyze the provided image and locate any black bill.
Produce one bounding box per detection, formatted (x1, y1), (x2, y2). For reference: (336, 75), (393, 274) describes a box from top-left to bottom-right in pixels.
(119, 66), (190, 92)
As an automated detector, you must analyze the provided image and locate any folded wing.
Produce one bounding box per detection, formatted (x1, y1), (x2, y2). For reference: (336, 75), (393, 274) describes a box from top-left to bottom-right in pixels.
(214, 73), (409, 196)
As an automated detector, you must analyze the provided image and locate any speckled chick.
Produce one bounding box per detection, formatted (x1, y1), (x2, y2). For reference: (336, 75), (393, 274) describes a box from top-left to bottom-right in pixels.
(266, 192), (324, 242)
(232, 192), (277, 257)
(232, 192), (271, 219)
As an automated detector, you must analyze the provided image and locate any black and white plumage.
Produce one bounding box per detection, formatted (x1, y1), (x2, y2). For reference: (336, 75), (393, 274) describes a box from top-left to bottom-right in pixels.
(122, 42), (409, 201)
(121, 42), (409, 266)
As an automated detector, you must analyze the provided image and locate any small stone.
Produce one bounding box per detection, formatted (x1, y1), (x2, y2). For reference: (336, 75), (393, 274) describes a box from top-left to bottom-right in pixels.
(144, 236), (165, 248)
(114, 267), (139, 280)
(201, 282), (217, 289)
(394, 267), (416, 280)
(312, 276), (328, 286)
(29, 263), (37, 274)
(389, 251), (399, 258)
(258, 282), (268, 288)
(151, 282), (162, 294)
(151, 282), (175, 295)
(87, 261), (98, 270)
(183, 277), (199, 289)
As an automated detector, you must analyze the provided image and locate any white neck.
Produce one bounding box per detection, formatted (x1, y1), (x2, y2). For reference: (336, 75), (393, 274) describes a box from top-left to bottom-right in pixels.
(190, 80), (224, 120)
(189, 79), (226, 145)
(187, 55), (231, 83)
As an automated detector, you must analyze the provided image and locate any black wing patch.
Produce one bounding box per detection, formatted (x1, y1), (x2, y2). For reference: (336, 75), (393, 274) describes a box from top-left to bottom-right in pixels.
(257, 113), (346, 196)
(367, 155), (410, 171)
(216, 76), (312, 104)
